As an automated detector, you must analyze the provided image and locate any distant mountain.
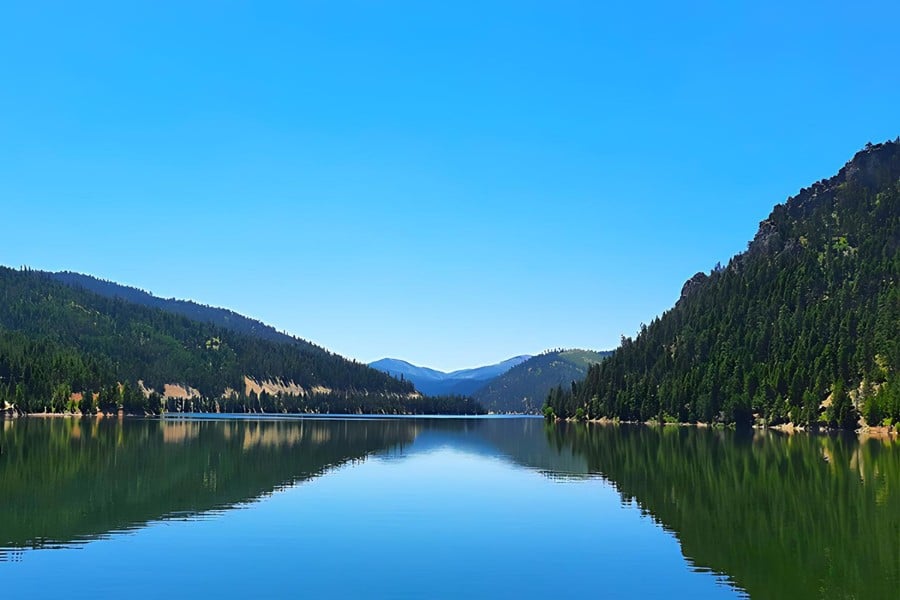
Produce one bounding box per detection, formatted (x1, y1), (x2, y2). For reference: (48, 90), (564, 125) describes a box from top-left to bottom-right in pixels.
(473, 349), (611, 413)
(45, 271), (324, 354)
(367, 359), (449, 386)
(370, 355), (532, 396)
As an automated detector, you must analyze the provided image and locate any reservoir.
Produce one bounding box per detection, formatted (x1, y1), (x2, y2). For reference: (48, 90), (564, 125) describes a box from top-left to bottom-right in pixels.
(1, 416), (896, 598)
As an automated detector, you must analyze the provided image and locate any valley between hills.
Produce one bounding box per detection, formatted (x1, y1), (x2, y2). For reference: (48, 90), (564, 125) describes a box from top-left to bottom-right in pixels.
(1, 140), (898, 432)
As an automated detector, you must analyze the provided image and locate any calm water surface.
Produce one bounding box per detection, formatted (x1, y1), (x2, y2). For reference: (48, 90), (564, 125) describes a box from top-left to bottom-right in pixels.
(1, 416), (898, 599)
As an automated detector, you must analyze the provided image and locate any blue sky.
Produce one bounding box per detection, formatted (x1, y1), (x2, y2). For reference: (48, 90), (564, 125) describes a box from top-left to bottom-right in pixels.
(2, 1), (898, 371)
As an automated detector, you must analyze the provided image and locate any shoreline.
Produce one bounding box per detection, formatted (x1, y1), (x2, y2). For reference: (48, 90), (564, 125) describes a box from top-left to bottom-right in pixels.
(2, 410), (499, 420)
(2, 410), (126, 419)
(550, 415), (900, 438)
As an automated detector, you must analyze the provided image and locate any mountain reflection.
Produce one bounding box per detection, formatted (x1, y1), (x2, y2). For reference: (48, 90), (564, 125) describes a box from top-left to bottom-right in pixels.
(545, 424), (900, 599)
(3, 416), (899, 599)
(0, 417), (419, 554)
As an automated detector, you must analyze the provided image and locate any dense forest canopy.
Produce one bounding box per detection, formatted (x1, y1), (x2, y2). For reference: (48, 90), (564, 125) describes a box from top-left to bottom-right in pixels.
(546, 140), (900, 428)
(0, 267), (483, 414)
(45, 270), (327, 354)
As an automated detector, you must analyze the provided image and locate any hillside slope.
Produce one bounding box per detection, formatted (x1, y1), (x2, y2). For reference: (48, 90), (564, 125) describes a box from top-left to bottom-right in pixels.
(473, 349), (610, 413)
(46, 271), (324, 354)
(0, 267), (482, 414)
(370, 355), (531, 396)
(547, 140), (900, 428)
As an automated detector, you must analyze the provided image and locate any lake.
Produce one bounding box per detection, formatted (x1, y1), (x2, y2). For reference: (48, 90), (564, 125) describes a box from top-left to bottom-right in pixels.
(1, 416), (898, 599)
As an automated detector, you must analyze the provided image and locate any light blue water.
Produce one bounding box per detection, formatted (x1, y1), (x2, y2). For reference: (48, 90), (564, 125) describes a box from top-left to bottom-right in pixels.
(15, 416), (869, 598)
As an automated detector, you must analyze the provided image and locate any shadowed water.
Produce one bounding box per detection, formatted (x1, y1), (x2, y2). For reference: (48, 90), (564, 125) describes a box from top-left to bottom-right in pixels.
(1, 416), (897, 598)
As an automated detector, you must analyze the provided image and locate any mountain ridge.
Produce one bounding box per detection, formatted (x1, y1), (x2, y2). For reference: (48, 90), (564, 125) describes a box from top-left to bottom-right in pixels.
(370, 355), (532, 396)
(46, 271), (324, 354)
(473, 349), (611, 413)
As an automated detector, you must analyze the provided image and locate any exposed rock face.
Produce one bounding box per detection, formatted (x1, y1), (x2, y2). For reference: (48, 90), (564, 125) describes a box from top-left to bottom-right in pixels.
(680, 272), (709, 301)
(163, 383), (201, 400)
(243, 376), (310, 397)
(672, 141), (899, 310)
(749, 219), (783, 256)
(747, 140), (900, 258)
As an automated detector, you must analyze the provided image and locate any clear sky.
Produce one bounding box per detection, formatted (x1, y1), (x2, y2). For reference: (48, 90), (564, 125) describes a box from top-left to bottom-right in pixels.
(2, 1), (898, 371)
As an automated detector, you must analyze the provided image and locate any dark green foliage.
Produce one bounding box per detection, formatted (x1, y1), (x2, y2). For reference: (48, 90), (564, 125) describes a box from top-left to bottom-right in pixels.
(473, 349), (610, 413)
(545, 424), (900, 598)
(0, 417), (419, 549)
(545, 141), (900, 428)
(46, 271), (326, 354)
(0, 266), (475, 414)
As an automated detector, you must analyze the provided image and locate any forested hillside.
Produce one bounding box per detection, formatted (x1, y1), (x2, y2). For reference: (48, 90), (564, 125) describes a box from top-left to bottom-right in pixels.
(546, 140), (900, 428)
(473, 349), (610, 413)
(46, 271), (324, 354)
(0, 267), (481, 414)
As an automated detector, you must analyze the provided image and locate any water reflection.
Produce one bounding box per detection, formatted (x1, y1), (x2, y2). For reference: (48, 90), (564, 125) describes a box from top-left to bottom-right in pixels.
(0, 416), (419, 553)
(546, 424), (900, 599)
(1, 416), (898, 598)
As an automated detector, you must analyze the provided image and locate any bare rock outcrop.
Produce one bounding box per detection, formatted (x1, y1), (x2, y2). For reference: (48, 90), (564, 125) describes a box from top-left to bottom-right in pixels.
(680, 272), (709, 301)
